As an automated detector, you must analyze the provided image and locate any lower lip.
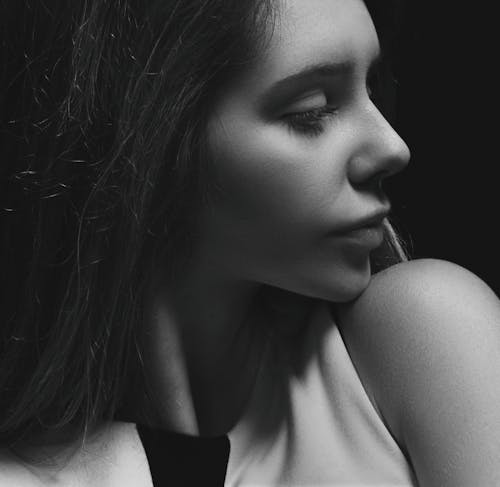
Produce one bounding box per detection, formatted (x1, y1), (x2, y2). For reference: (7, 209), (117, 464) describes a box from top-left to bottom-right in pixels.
(334, 224), (385, 248)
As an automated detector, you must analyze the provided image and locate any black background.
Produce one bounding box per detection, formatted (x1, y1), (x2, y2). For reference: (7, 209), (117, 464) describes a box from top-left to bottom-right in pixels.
(387, 3), (498, 295)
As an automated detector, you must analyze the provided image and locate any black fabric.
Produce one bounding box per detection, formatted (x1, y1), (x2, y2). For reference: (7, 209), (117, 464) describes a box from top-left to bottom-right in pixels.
(136, 424), (230, 486)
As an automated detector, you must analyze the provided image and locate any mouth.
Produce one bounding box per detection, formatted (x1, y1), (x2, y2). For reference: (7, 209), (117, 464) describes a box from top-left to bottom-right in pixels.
(331, 206), (391, 235)
(331, 224), (385, 252)
(326, 207), (390, 250)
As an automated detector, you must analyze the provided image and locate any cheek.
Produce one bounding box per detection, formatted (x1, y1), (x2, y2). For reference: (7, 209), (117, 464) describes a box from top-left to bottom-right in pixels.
(203, 118), (373, 301)
(207, 119), (349, 237)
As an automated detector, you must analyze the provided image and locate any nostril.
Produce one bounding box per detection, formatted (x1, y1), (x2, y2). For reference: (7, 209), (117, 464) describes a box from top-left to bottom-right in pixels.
(357, 171), (387, 195)
(350, 164), (394, 191)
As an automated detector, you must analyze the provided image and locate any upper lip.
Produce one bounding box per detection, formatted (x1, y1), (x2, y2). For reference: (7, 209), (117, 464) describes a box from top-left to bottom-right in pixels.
(331, 207), (391, 235)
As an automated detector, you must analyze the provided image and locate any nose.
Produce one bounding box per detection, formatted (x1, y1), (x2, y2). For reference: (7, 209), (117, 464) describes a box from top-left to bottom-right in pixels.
(347, 105), (410, 188)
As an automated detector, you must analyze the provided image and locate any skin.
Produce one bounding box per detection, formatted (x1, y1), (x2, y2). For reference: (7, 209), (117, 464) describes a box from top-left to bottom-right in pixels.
(144, 0), (410, 437)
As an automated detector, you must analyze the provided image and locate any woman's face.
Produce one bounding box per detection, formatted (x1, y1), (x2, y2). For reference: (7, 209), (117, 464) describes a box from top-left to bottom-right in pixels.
(201, 0), (410, 302)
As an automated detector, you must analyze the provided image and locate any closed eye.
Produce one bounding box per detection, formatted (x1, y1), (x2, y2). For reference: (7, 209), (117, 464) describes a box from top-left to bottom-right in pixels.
(282, 105), (338, 137)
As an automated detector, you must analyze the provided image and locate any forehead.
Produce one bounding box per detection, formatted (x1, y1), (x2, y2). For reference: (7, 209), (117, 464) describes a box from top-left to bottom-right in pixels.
(256, 0), (379, 80)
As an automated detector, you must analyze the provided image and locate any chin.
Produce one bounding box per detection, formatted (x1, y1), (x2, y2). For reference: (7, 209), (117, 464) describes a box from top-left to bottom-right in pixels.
(329, 254), (374, 301)
(326, 276), (372, 303)
(298, 260), (373, 305)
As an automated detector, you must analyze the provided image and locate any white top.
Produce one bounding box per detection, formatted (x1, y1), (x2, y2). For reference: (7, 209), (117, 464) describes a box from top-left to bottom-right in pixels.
(225, 300), (418, 486)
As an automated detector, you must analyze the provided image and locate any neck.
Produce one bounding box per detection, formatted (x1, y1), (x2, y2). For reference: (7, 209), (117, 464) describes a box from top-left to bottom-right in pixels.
(137, 258), (270, 436)
(133, 245), (315, 436)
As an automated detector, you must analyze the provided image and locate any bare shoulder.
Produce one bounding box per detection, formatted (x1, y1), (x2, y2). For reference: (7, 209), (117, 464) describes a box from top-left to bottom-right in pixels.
(337, 258), (500, 352)
(336, 258), (500, 485)
(345, 257), (500, 316)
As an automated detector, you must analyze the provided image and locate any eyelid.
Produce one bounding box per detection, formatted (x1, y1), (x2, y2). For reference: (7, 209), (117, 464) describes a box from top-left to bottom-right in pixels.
(283, 91), (328, 114)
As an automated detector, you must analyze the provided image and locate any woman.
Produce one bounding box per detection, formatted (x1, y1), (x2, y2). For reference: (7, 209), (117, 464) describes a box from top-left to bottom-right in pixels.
(1, 0), (499, 485)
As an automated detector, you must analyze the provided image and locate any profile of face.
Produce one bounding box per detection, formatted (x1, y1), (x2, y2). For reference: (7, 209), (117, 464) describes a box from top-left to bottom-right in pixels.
(200, 0), (410, 303)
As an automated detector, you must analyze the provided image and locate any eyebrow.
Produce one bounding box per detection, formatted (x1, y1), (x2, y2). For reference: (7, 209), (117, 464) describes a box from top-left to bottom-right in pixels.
(270, 61), (354, 92)
(259, 53), (382, 108)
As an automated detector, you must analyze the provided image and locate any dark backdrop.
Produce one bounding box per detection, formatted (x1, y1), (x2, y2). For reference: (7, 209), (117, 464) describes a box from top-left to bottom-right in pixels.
(388, 3), (498, 295)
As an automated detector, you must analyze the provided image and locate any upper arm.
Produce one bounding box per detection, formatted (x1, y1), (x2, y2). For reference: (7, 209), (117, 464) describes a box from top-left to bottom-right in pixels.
(337, 258), (500, 486)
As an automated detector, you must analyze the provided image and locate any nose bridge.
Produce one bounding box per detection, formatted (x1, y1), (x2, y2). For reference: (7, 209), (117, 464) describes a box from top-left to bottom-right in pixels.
(349, 103), (411, 185)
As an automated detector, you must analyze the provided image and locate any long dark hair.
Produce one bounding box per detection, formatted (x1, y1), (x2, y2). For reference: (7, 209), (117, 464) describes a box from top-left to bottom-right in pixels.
(0, 0), (408, 448)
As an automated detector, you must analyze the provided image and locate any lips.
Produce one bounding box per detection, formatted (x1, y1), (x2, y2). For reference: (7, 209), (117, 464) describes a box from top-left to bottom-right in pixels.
(331, 207), (390, 236)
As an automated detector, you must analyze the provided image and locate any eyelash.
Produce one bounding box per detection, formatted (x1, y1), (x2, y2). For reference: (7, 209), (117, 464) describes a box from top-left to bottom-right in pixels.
(283, 106), (338, 137)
